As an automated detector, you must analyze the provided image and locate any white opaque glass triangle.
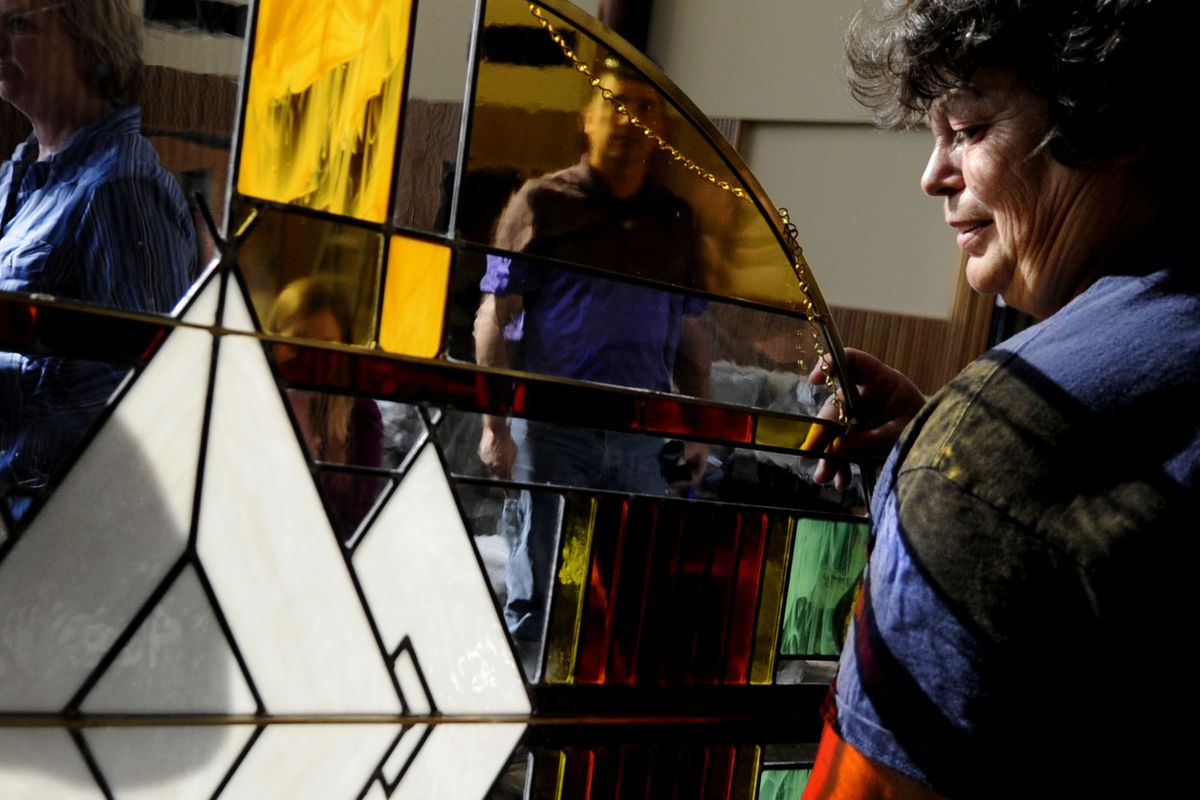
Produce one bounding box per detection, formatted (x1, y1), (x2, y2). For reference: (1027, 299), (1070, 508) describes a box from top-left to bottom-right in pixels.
(0, 729), (106, 799)
(381, 724), (428, 786)
(0, 321), (212, 711)
(220, 275), (257, 333)
(196, 291), (401, 715)
(389, 723), (526, 800)
(174, 270), (222, 327)
(394, 647), (432, 716)
(82, 725), (256, 800)
(218, 723), (400, 799)
(353, 445), (529, 715)
(81, 566), (257, 715)
(362, 782), (389, 800)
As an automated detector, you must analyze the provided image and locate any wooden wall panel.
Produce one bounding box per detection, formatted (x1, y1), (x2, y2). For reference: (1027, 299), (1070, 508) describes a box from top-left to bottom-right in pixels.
(830, 257), (995, 395)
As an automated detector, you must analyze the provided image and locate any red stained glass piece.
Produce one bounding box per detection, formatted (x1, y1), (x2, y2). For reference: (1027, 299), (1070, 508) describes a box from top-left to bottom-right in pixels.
(638, 398), (754, 443)
(511, 379), (639, 430)
(575, 498), (629, 684)
(605, 500), (658, 686)
(724, 514), (769, 684)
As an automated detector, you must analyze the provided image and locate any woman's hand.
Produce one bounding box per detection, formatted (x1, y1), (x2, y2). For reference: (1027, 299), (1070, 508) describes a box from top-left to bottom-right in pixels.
(809, 348), (926, 490)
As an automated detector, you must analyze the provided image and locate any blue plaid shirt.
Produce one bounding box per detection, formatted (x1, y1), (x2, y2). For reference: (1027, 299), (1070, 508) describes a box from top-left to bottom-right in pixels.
(0, 105), (197, 521)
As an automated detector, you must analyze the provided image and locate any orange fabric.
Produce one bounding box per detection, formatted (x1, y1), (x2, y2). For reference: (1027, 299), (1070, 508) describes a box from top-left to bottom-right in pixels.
(802, 723), (949, 800)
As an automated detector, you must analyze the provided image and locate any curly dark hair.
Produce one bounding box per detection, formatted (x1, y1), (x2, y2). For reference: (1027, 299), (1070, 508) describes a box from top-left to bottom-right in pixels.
(846, 0), (1183, 172)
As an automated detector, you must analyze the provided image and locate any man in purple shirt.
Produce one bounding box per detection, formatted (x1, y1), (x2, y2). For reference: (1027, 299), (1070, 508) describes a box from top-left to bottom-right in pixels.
(474, 65), (709, 642)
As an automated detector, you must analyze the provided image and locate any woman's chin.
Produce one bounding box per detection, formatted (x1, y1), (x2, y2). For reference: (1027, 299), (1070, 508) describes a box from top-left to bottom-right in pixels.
(962, 257), (1012, 298)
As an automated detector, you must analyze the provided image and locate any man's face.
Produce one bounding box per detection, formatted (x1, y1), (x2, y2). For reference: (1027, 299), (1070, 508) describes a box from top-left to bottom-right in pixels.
(582, 74), (666, 176)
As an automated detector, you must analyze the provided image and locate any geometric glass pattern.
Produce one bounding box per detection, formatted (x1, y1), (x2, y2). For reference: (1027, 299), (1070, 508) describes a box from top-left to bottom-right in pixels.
(0, 275), (526, 798)
(0, 1), (865, 796)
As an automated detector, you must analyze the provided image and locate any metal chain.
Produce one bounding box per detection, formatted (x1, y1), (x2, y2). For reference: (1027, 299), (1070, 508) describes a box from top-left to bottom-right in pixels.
(779, 208), (848, 428)
(529, 5), (751, 204)
(528, 3), (849, 430)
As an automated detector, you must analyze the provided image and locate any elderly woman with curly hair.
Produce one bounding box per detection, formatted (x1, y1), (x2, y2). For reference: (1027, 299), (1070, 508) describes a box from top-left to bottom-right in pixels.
(804, 1), (1196, 798)
(0, 0), (196, 519)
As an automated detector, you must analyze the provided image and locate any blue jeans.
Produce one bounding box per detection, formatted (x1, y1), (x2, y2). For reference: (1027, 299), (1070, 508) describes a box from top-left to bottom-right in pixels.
(502, 419), (668, 641)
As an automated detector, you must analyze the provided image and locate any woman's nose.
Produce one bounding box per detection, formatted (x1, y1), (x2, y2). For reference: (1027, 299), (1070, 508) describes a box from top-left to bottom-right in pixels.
(920, 141), (964, 197)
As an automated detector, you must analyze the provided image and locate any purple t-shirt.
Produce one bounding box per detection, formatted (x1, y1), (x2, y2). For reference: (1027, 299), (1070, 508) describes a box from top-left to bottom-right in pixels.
(481, 160), (704, 392)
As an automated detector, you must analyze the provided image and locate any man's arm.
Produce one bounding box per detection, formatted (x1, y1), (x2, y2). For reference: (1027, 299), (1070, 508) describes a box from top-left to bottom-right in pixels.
(675, 312), (710, 399)
(474, 291), (524, 479)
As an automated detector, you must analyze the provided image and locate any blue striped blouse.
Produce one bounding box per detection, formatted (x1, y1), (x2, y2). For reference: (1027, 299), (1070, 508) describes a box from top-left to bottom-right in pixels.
(0, 104), (198, 521)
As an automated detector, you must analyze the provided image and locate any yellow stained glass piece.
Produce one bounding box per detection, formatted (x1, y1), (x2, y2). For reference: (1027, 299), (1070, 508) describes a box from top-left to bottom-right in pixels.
(544, 495), (598, 685)
(731, 745), (762, 800)
(755, 415), (818, 451)
(749, 515), (794, 685)
(379, 236), (452, 358)
(238, 0), (413, 223)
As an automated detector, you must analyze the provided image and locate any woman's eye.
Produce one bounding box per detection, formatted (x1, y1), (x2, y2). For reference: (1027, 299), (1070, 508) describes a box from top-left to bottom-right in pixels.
(5, 14), (34, 33)
(953, 126), (984, 145)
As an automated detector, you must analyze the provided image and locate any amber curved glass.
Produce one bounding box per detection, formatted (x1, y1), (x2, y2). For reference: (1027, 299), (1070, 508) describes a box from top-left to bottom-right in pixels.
(461, 0), (819, 316)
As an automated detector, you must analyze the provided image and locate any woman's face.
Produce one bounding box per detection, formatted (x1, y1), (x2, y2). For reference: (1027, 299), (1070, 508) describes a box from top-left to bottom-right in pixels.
(280, 310), (345, 344)
(921, 69), (1126, 318)
(0, 1), (87, 121)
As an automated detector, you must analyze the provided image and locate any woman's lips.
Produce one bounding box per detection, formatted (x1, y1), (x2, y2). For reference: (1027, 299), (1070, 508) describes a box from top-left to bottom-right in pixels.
(955, 220), (993, 250)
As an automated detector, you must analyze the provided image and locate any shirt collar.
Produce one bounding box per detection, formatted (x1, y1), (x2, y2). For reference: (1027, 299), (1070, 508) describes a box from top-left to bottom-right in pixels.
(574, 155), (666, 205)
(10, 104), (140, 176)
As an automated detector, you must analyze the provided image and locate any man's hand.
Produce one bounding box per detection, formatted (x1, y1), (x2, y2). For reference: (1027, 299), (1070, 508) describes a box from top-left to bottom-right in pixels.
(676, 441), (709, 487)
(809, 348), (926, 490)
(479, 416), (518, 480)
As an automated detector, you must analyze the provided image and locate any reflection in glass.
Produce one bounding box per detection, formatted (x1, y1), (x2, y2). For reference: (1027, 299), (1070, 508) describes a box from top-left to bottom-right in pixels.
(441, 442), (862, 689)
(450, 249), (835, 417)
(0, 0), (202, 522)
(0, 356), (134, 523)
(463, 0), (812, 313)
(237, 0), (413, 223)
(391, 0), (476, 233)
(781, 518), (869, 656)
(240, 206), (383, 346)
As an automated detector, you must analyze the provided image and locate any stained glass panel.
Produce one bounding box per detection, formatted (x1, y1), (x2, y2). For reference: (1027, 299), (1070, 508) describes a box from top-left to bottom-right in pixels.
(379, 236), (452, 358)
(0, 729), (103, 798)
(236, 205), (384, 346)
(197, 307), (401, 714)
(780, 518), (869, 656)
(0, 1), (872, 797)
(217, 724), (401, 799)
(759, 768), (813, 799)
(237, 0), (414, 223)
(352, 445), (529, 714)
(391, 0), (476, 233)
(0, 323), (210, 710)
(80, 566), (256, 715)
(84, 725), (257, 800)
(462, 0), (818, 315)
